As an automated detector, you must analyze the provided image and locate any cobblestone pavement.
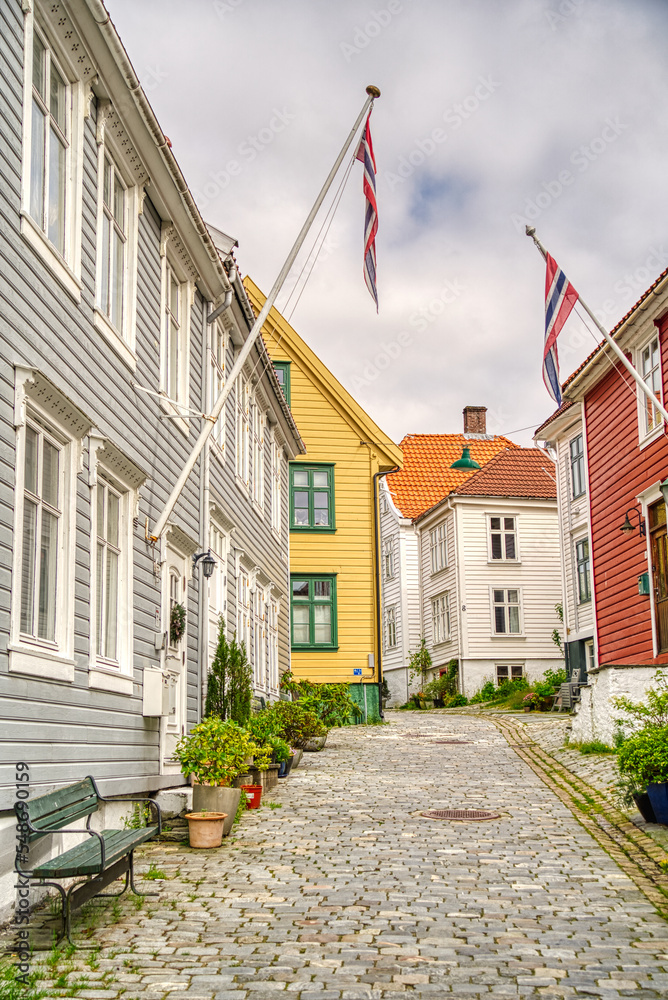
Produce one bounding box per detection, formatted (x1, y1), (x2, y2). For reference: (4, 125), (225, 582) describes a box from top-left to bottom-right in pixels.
(22, 712), (668, 999)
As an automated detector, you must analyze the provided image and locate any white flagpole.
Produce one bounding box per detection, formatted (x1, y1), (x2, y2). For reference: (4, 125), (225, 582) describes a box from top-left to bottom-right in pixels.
(151, 86), (381, 542)
(527, 226), (668, 425)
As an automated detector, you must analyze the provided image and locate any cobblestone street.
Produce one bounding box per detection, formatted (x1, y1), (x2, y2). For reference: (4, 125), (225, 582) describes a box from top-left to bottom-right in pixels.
(24, 713), (668, 999)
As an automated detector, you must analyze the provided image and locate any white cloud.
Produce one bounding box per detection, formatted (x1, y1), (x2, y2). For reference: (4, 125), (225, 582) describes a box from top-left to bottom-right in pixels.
(106, 0), (668, 446)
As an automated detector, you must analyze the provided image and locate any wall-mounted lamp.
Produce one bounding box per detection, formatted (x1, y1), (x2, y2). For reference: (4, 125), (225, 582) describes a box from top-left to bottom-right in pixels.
(192, 550), (216, 578)
(620, 507), (646, 537)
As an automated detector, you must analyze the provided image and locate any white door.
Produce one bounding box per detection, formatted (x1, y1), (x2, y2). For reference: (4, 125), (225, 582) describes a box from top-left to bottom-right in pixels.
(162, 547), (188, 768)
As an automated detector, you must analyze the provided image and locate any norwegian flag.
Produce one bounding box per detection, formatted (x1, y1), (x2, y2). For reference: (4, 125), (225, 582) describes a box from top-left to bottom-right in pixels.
(543, 253), (579, 405)
(356, 115), (378, 310)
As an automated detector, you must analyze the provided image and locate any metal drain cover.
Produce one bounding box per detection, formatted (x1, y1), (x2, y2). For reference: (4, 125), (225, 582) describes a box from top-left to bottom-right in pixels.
(421, 808), (500, 821)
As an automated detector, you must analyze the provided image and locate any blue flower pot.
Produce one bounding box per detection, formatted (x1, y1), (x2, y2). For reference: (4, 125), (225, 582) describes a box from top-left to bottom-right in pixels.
(277, 759), (288, 778)
(646, 783), (668, 825)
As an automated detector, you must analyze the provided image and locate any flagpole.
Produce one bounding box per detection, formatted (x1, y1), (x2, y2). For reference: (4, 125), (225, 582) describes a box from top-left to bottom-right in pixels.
(526, 226), (668, 425)
(150, 86), (381, 542)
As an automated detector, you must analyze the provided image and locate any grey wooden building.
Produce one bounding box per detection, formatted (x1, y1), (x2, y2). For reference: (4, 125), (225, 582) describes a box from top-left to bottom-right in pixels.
(0, 0), (303, 918)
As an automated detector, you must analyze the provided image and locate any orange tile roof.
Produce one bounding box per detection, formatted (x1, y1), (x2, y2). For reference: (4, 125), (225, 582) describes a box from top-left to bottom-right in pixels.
(388, 434), (519, 519)
(453, 447), (557, 500)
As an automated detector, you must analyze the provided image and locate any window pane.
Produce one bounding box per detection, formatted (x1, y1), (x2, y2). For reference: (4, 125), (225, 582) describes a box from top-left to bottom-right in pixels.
(48, 129), (66, 252)
(97, 484), (105, 539)
(312, 471), (328, 488)
(293, 491), (309, 525)
(490, 517), (501, 530)
(293, 469), (309, 487)
(104, 549), (118, 660)
(38, 509), (58, 641)
(511, 665), (523, 680)
(493, 589), (504, 604)
(292, 580), (309, 599)
(101, 213), (110, 314)
(504, 518), (514, 530)
(49, 63), (66, 132)
(107, 490), (119, 548)
(314, 605), (331, 644)
(96, 541), (104, 655)
(274, 367), (284, 387)
(104, 157), (111, 207)
(508, 606), (520, 633)
(20, 499), (37, 634)
(42, 441), (59, 508)
(313, 580), (330, 598)
(113, 176), (125, 228)
(505, 534), (516, 560)
(111, 229), (124, 329)
(313, 493), (329, 526)
(169, 318), (179, 400)
(497, 665), (508, 682)
(30, 100), (45, 226)
(491, 534), (502, 559)
(24, 427), (38, 496)
(495, 607), (506, 633)
(32, 33), (45, 98)
(507, 590), (518, 604)
(292, 605), (309, 644)
(170, 273), (179, 318)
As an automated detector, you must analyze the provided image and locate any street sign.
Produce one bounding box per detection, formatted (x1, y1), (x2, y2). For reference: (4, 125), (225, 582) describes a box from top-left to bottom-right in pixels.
(353, 668), (363, 676)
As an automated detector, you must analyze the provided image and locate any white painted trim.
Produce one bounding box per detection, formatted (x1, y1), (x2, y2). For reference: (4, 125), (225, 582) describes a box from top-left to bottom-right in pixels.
(93, 309), (138, 370)
(8, 645), (75, 681)
(635, 335), (665, 447)
(580, 399), (599, 669)
(485, 510), (521, 564)
(488, 585), (525, 638)
(159, 236), (192, 438)
(638, 482), (663, 658)
(89, 668), (133, 696)
(20, 213), (82, 301)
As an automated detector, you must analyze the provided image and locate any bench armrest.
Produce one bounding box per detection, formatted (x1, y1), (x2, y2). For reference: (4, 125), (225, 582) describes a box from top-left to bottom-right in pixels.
(87, 779), (162, 834)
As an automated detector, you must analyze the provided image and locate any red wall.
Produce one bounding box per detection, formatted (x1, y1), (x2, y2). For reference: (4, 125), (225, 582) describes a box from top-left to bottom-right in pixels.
(585, 320), (668, 666)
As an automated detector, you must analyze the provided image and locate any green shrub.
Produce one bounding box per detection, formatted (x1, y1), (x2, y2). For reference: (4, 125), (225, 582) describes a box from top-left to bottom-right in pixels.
(174, 717), (270, 786)
(568, 739), (616, 755)
(205, 616), (253, 726)
(260, 699), (327, 748)
(245, 714), (291, 763)
(617, 725), (668, 786)
(445, 693), (468, 707)
(280, 672), (359, 727)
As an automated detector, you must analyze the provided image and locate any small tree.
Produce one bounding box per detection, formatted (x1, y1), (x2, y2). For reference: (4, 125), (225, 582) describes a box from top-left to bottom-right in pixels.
(205, 616), (253, 726)
(408, 637), (432, 694)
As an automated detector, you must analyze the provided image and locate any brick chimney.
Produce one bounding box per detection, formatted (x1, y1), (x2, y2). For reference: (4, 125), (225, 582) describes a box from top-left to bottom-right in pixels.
(463, 406), (487, 435)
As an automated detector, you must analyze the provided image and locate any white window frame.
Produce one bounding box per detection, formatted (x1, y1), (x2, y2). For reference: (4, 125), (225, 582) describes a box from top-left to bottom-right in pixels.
(210, 321), (226, 454)
(271, 433), (283, 534)
(235, 374), (251, 489)
(159, 250), (192, 435)
(268, 597), (280, 695)
(488, 514), (519, 562)
(20, 10), (85, 300)
(252, 404), (266, 510)
(432, 592), (450, 645)
(569, 434), (586, 499)
(383, 538), (394, 580)
(10, 371), (89, 682)
(237, 566), (251, 651)
(430, 522), (447, 574)
(490, 587), (523, 636)
(637, 334), (664, 445)
(385, 605), (397, 649)
(253, 587), (267, 692)
(575, 535), (591, 605)
(93, 138), (140, 369)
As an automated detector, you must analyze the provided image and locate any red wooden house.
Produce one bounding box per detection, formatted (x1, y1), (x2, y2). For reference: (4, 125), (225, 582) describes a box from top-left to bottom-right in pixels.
(536, 268), (668, 740)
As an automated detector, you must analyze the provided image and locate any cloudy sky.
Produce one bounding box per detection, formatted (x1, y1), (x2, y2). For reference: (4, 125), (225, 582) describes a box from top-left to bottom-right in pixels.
(106, 0), (668, 446)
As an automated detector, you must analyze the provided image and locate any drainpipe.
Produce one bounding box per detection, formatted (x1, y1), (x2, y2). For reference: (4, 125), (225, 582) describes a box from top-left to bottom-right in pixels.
(208, 262), (238, 325)
(373, 467), (400, 718)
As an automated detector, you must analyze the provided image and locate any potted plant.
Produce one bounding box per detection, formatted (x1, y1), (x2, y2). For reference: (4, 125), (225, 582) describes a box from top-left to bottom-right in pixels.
(184, 809), (228, 848)
(262, 699), (327, 750)
(174, 717), (269, 836)
(617, 725), (668, 824)
(522, 692), (538, 712)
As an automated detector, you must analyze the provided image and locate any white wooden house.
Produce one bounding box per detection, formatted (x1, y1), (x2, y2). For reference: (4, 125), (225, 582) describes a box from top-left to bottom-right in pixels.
(414, 448), (564, 697)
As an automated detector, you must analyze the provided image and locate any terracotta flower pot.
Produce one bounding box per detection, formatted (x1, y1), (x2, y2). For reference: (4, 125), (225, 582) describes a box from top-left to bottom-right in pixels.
(192, 785), (242, 836)
(185, 811), (227, 848)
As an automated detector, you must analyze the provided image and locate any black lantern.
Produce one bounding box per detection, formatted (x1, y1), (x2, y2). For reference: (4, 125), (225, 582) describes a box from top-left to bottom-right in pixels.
(193, 550), (216, 578)
(619, 508), (646, 537)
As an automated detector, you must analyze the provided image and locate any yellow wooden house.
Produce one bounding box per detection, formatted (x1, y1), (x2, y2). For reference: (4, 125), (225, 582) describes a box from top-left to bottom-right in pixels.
(244, 278), (403, 715)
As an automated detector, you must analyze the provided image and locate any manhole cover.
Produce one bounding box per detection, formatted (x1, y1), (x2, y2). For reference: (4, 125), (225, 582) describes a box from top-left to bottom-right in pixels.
(432, 739), (470, 744)
(421, 809), (500, 821)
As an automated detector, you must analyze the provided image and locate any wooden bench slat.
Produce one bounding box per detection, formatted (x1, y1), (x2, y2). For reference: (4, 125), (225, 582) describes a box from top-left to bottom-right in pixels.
(25, 778), (99, 841)
(33, 827), (158, 878)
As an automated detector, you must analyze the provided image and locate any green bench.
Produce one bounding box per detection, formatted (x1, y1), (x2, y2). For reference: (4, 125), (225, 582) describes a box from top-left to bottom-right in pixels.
(15, 775), (162, 945)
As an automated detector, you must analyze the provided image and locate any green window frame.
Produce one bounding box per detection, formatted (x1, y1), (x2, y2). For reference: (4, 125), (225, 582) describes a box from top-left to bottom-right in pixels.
(576, 538), (591, 603)
(290, 463), (335, 532)
(272, 361), (291, 406)
(290, 574), (338, 650)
